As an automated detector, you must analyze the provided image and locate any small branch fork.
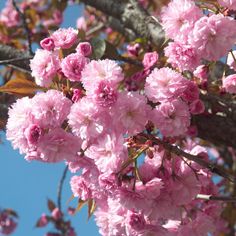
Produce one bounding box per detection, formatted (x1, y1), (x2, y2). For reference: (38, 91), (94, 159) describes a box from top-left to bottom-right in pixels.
(12, 0), (33, 55)
(139, 133), (235, 183)
(159, 138), (235, 182)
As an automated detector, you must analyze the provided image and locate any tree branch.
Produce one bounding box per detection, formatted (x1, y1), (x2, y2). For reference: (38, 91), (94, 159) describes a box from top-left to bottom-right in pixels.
(107, 17), (137, 41)
(12, 0), (33, 55)
(0, 44), (31, 73)
(140, 133), (235, 183)
(80, 0), (166, 48)
(194, 112), (236, 150)
(0, 57), (33, 65)
(57, 166), (68, 211)
(196, 194), (236, 202)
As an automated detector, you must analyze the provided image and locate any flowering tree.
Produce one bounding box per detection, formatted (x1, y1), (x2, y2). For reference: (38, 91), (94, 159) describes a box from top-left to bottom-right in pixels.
(1, 0), (236, 235)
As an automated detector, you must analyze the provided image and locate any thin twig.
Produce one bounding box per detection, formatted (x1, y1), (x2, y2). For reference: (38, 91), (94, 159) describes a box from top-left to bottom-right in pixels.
(140, 133), (235, 183)
(196, 194), (236, 202)
(119, 56), (142, 66)
(0, 57), (33, 65)
(86, 22), (105, 37)
(12, 0), (33, 55)
(57, 166), (68, 211)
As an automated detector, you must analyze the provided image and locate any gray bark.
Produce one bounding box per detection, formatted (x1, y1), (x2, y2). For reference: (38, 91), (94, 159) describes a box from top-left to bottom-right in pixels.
(0, 44), (31, 73)
(80, 0), (166, 48)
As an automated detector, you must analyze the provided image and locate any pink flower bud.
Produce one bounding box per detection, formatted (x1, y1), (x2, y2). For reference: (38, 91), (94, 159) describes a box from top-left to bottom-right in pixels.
(193, 65), (209, 80)
(67, 207), (76, 215)
(127, 43), (140, 57)
(40, 38), (55, 51)
(142, 51), (158, 70)
(189, 99), (205, 114)
(76, 42), (92, 57)
(67, 228), (76, 236)
(37, 214), (48, 227)
(71, 89), (82, 103)
(51, 208), (63, 220)
(222, 74), (236, 94)
(76, 17), (87, 31)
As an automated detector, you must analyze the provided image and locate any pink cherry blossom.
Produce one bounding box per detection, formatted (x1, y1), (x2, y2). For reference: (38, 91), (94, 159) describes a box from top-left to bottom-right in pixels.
(81, 59), (124, 94)
(30, 49), (60, 87)
(189, 99), (205, 114)
(40, 37), (55, 51)
(61, 53), (89, 81)
(152, 99), (190, 137)
(142, 51), (158, 70)
(76, 42), (92, 56)
(222, 74), (236, 94)
(227, 50), (236, 71)
(178, 213), (215, 236)
(0, 1), (19, 27)
(164, 41), (200, 71)
(112, 91), (151, 135)
(189, 14), (236, 61)
(145, 67), (188, 102)
(31, 90), (72, 128)
(193, 65), (209, 80)
(68, 96), (106, 140)
(34, 128), (80, 163)
(218, 0), (236, 10)
(181, 81), (200, 102)
(85, 133), (128, 174)
(6, 97), (36, 154)
(76, 16), (87, 31)
(51, 27), (78, 49)
(161, 0), (202, 42)
(94, 82), (118, 107)
(70, 175), (92, 200)
(24, 124), (42, 145)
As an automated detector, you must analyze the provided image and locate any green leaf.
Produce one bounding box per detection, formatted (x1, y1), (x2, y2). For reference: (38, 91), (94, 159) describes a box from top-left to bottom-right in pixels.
(90, 38), (106, 59)
(134, 38), (147, 44)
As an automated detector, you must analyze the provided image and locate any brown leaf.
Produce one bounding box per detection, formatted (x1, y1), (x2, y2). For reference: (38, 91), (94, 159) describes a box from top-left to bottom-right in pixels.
(87, 199), (96, 220)
(74, 199), (87, 215)
(0, 77), (42, 97)
(47, 199), (56, 212)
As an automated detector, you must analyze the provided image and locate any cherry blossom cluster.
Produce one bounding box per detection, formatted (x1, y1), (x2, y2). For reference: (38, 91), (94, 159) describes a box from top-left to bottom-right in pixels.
(161, 0), (236, 93)
(0, 208), (17, 235)
(36, 202), (76, 236)
(0, 0), (63, 45)
(5, 0), (236, 235)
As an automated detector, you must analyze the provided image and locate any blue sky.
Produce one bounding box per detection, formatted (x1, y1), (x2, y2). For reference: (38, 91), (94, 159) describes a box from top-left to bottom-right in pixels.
(0, 2), (99, 236)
